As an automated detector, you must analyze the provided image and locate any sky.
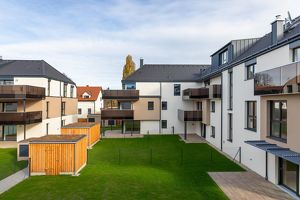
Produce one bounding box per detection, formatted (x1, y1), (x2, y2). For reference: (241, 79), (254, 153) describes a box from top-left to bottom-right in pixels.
(0, 0), (300, 89)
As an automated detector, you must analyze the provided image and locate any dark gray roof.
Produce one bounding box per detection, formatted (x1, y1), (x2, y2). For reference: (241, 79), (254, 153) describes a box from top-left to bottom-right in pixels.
(0, 60), (75, 84)
(200, 16), (300, 81)
(123, 64), (210, 82)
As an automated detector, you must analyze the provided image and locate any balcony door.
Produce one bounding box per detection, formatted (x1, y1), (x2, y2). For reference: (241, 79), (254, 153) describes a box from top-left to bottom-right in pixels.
(0, 125), (17, 141)
(200, 123), (206, 138)
(279, 158), (299, 195)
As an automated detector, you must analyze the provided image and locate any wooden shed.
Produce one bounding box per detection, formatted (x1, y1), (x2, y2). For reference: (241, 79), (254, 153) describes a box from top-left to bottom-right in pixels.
(61, 122), (100, 148)
(28, 135), (87, 176)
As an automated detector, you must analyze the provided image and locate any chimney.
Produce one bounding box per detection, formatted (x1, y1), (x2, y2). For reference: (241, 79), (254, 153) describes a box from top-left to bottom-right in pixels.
(271, 15), (284, 45)
(140, 58), (144, 68)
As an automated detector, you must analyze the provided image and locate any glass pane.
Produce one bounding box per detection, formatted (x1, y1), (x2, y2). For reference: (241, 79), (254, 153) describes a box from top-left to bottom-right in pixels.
(294, 48), (300, 62)
(248, 117), (254, 129)
(3, 125), (17, 141)
(281, 121), (287, 139)
(271, 121), (280, 137)
(272, 102), (280, 120)
(282, 160), (297, 192)
(4, 103), (17, 112)
(281, 63), (297, 86)
(281, 101), (287, 120)
(248, 102), (253, 116)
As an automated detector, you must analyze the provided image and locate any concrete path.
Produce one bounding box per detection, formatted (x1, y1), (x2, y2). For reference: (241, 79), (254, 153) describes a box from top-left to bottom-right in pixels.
(179, 134), (206, 143)
(209, 171), (296, 200)
(0, 167), (29, 194)
(103, 130), (144, 138)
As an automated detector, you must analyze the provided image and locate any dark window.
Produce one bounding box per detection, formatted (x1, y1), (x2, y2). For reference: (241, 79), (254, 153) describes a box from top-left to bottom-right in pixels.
(63, 83), (67, 97)
(219, 50), (228, 65)
(19, 145), (29, 157)
(204, 80), (210, 86)
(211, 101), (215, 113)
(270, 101), (287, 141)
(228, 113), (233, 142)
(0, 79), (13, 85)
(293, 47), (300, 62)
(120, 102), (132, 110)
(61, 120), (65, 127)
(228, 71), (233, 110)
(4, 102), (17, 112)
(88, 118), (95, 122)
(46, 101), (49, 118)
(148, 101), (154, 110)
(298, 83), (300, 92)
(197, 101), (202, 111)
(47, 79), (51, 96)
(162, 120), (167, 129)
(70, 85), (74, 98)
(174, 84), (181, 96)
(287, 85), (293, 93)
(246, 101), (257, 131)
(279, 158), (298, 193)
(2, 125), (17, 141)
(78, 108), (82, 114)
(88, 108), (92, 114)
(162, 101), (167, 110)
(246, 64), (255, 80)
(211, 126), (215, 138)
(61, 102), (66, 116)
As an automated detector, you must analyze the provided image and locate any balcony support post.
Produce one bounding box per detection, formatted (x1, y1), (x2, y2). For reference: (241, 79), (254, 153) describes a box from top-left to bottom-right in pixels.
(23, 99), (26, 112)
(184, 121), (187, 140)
(24, 124), (26, 140)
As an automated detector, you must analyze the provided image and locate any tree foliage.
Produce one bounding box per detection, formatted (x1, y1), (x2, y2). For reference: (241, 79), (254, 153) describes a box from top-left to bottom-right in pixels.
(122, 55), (136, 80)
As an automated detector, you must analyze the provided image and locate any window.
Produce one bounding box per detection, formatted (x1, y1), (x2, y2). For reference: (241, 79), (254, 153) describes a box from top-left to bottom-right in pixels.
(88, 108), (92, 114)
(0, 79), (13, 85)
(270, 101), (287, 141)
(246, 101), (257, 131)
(63, 83), (67, 97)
(162, 101), (167, 110)
(1, 125), (17, 141)
(46, 123), (49, 135)
(4, 102), (17, 112)
(83, 95), (90, 99)
(148, 101), (154, 110)
(220, 50), (228, 65)
(228, 71), (233, 110)
(78, 108), (82, 114)
(46, 101), (49, 118)
(228, 113), (233, 142)
(61, 120), (65, 127)
(61, 102), (66, 116)
(174, 84), (181, 96)
(287, 85), (293, 93)
(197, 102), (202, 111)
(293, 47), (300, 62)
(162, 120), (167, 129)
(279, 158), (298, 193)
(204, 80), (210, 86)
(19, 145), (29, 157)
(211, 126), (215, 138)
(246, 64), (255, 80)
(47, 79), (51, 96)
(70, 85), (74, 98)
(211, 101), (215, 113)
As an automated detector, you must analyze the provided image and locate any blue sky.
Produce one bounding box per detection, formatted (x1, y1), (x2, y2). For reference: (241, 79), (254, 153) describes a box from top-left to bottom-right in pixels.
(0, 0), (300, 88)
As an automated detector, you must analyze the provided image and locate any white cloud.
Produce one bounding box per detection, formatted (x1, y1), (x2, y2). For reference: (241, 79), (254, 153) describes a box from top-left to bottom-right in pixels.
(0, 0), (300, 88)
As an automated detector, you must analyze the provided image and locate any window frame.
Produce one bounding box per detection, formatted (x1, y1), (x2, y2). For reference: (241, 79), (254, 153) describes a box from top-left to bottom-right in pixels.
(293, 47), (300, 62)
(162, 101), (167, 110)
(88, 108), (92, 114)
(46, 101), (49, 119)
(269, 100), (287, 142)
(211, 126), (215, 138)
(246, 64), (255, 80)
(161, 120), (167, 129)
(228, 71), (233, 110)
(211, 101), (215, 113)
(228, 113), (233, 142)
(174, 84), (181, 96)
(61, 102), (66, 116)
(63, 83), (67, 97)
(246, 101), (257, 131)
(78, 108), (82, 115)
(148, 101), (154, 110)
(219, 50), (228, 65)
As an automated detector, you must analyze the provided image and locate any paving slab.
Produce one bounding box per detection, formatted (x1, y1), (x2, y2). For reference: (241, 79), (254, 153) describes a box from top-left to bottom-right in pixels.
(0, 167), (29, 194)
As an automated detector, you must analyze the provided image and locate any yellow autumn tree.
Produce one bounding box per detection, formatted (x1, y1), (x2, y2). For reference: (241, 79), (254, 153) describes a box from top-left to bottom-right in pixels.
(122, 55), (136, 79)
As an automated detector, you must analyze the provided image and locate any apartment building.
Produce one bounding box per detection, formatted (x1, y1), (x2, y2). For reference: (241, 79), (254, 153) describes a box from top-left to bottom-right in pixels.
(77, 86), (103, 122)
(102, 14), (300, 196)
(0, 59), (78, 143)
(102, 63), (209, 134)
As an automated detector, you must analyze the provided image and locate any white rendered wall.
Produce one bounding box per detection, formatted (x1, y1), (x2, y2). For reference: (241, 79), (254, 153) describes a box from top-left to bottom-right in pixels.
(136, 82), (160, 96)
(78, 101), (95, 118)
(140, 121), (160, 134)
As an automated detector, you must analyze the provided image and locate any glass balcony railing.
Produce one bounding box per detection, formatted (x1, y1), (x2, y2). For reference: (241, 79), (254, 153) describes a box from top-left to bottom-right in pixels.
(0, 85), (45, 99)
(101, 109), (134, 120)
(0, 111), (42, 125)
(254, 62), (300, 95)
(103, 90), (139, 101)
(178, 109), (202, 121)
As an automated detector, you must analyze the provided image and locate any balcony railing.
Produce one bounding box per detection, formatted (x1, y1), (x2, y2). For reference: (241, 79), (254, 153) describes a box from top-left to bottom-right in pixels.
(102, 90), (139, 101)
(208, 85), (222, 98)
(101, 109), (134, 120)
(183, 88), (209, 100)
(0, 85), (45, 99)
(178, 109), (202, 121)
(0, 111), (42, 125)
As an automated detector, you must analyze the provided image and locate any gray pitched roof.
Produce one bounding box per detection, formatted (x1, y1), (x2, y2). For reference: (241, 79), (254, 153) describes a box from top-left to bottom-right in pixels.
(0, 60), (75, 84)
(123, 64), (210, 82)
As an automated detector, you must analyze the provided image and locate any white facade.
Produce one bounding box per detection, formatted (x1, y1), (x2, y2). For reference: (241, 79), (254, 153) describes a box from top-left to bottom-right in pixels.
(78, 91), (103, 119)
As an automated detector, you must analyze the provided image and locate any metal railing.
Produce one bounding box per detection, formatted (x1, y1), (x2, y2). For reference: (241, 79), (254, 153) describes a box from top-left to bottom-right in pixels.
(0, 85), (45, 99)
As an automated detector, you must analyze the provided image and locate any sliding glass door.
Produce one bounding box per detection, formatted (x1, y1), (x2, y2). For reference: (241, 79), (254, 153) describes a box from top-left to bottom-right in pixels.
(279, 158), (299, 195)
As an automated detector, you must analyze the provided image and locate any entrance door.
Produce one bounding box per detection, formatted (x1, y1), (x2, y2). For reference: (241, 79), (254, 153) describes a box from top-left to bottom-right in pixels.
(279, 158), (299, 194)
(45, 145), (61, 175)
(200, 123), (206, 138)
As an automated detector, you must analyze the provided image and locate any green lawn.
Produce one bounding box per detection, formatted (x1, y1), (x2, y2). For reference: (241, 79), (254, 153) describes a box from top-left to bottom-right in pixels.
(0, 136), (243, 200)
(0, 148), (27, 180)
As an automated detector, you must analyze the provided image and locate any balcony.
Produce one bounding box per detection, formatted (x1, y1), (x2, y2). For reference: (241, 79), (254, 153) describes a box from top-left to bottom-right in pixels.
(0, 111), (42, 125)
(102, 90), (139, 101)
(178, 109), (202, 121)
(101, 109), (134, 120)
(254, 61), (300, 95)
(0, 85), (45, 99)
(183, 88), (209, 100)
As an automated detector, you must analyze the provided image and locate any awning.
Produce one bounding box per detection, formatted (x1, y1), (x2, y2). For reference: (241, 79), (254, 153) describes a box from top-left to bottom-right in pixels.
(245, 140), (300, 165)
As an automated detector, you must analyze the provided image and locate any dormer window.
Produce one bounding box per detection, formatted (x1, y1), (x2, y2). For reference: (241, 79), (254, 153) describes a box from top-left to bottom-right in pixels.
(82, 92), (91, 99)
(220, 50), (228, 65)
(83, 95), (90, 99)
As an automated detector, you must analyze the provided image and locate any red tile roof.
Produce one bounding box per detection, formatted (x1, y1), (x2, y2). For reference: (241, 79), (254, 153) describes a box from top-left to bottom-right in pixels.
(77, 86), (102, 101)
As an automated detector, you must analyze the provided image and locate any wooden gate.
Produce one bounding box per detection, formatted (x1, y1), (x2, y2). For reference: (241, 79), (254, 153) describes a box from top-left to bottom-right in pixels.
(45, 144), (61, 175)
